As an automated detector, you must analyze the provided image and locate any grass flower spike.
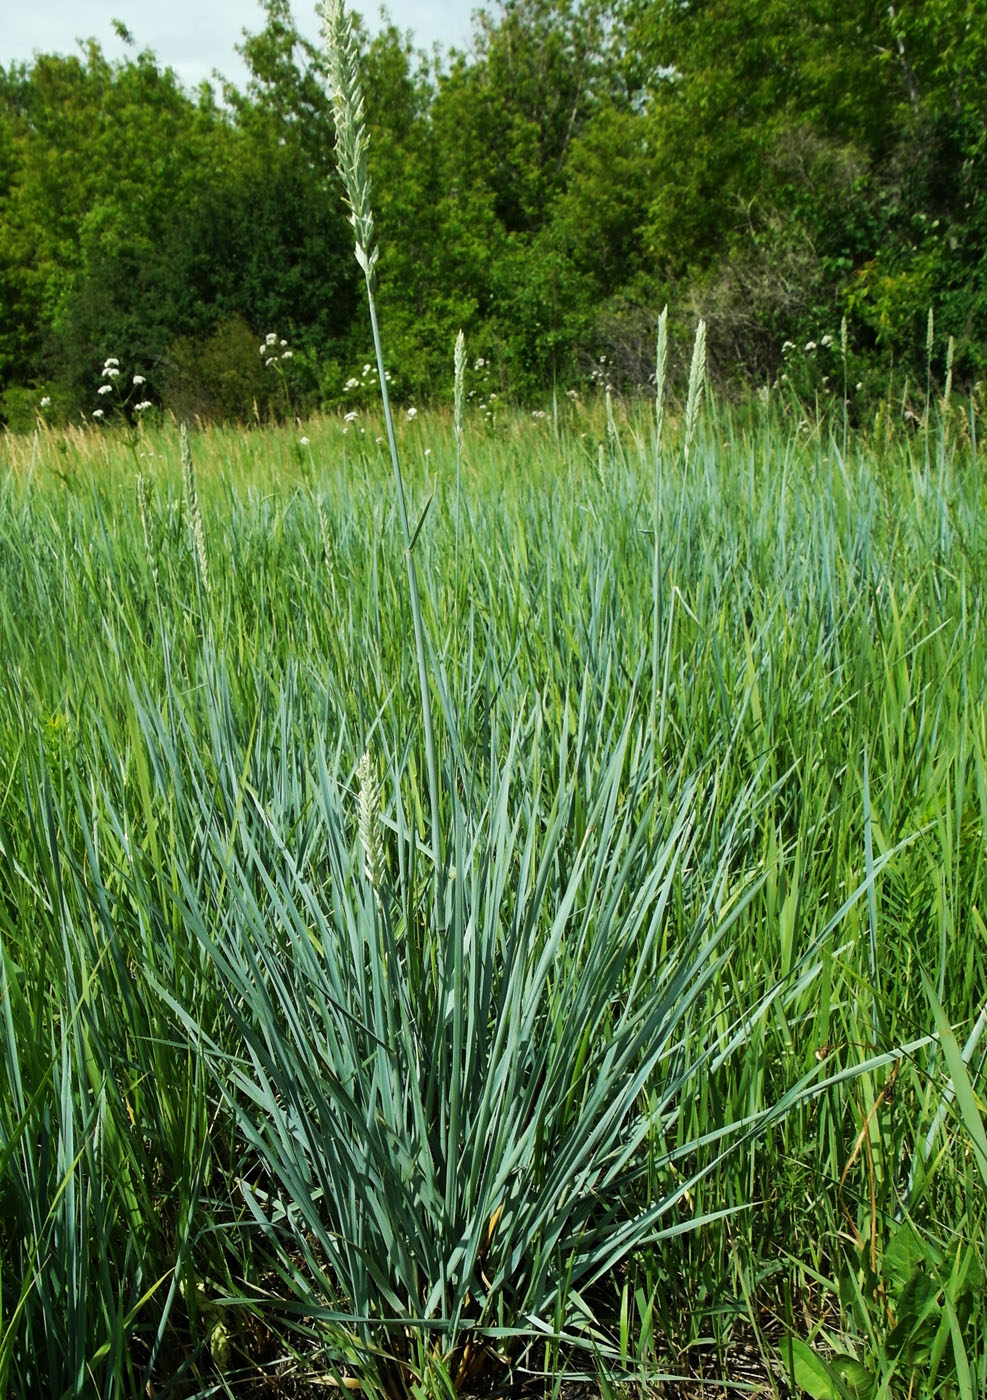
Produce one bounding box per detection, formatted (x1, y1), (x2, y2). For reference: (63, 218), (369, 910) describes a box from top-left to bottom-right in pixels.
(180, 423), (210, 599)
(322, 0), (378, 287)
(356, 750), (386, 897)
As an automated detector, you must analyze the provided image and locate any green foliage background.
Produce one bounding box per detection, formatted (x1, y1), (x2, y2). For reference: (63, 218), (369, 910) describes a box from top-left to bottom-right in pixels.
(1, 0), (986, 420)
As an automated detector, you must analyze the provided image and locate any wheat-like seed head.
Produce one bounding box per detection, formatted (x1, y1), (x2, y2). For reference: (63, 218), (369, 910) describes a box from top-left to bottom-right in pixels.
(356, 750), (385, 896)
(683, 319), (707, 465)
(454, 330), (466, 446)
(321, 0), (379, 287)
(180, 424), (210, 598)
(944, 334), (955, 410)
(654, 304), (668, 450)
(136, 471), (158, 583)
(605, 384), (618, 450)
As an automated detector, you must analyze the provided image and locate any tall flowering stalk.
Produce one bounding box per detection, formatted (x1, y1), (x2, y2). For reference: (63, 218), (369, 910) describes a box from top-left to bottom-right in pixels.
(650, 306), (668, 746)
(180, 424), (210, 602)
(682, 318), (707, 471)
(136, 472), (158, 587)
(357, 750), (386, 901)
(453, 329), (466, 631)
(322, 0), (442, 881)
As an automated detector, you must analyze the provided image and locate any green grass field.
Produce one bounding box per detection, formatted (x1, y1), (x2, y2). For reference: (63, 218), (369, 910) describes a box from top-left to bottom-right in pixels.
(0, 389), (984, 1398)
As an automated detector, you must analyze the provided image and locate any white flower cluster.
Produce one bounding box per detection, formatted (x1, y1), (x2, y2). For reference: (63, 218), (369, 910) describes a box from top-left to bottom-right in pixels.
(343, 362), (391, 392)
(782, 334), (836, 355)
(588, 354), (613, 394)
(260, 331), (292, 368)
(89, 356), (153, 422)
(465, 354), (499, 422)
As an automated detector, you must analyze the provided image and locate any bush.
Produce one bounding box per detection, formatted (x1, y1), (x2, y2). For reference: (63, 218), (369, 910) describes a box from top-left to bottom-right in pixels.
(160, 316), (291, 423)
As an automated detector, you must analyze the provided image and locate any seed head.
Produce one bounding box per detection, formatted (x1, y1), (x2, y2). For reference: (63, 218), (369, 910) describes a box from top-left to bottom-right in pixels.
(454, 330), (466, 446)
(683, 319), (707, 466)
(322, 0), (378, 286)
(181, 424), (210, 598)
(356, 750), (385, 896)
(654, 304), (668, 450)
(136, 472), (158, 583)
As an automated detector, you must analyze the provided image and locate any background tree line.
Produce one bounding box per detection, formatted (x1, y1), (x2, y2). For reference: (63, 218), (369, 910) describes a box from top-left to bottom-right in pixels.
(1, 0), (985, 427)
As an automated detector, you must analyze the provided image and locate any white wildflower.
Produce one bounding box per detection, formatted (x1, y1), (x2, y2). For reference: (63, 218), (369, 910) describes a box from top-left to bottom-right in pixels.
(299, 435), (310, 446)
(92, 409), (105, 419)
(820, 334), (834, 348)
(133, 374), (146, 385)
(782, 340), (796, 353)
(97, 384), (113, 396)
(265, 332), (278, 345)
(103, 357), (119, 367)
(344, 411), (359, 422)
(40, 395), (51, 408)
(805, 340), (817, 352)
(135, 400), (153, 412)
(406, 406), (417, 419)
(344, 377), (360, 390)
(474, 357), (485, 370)
(281, 350), (293, 360)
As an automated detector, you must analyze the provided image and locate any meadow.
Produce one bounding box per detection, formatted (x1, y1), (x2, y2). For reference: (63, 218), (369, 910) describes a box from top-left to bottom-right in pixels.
(0, 372), (985, 1397)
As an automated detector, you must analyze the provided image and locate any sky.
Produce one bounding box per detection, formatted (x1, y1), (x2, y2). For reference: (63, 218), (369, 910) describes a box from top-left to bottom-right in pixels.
(0, 1), (479, 91)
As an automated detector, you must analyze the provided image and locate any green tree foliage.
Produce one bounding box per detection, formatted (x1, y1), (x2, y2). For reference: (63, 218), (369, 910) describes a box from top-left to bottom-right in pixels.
(0, 7), (357, 423)
(628, 0), (987, 381)
(1, 0), (986, 420)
